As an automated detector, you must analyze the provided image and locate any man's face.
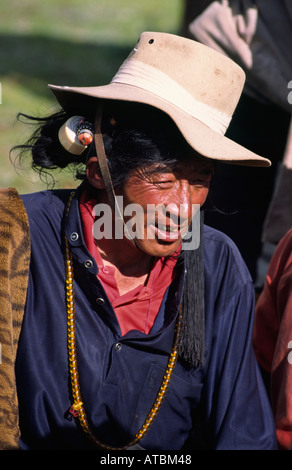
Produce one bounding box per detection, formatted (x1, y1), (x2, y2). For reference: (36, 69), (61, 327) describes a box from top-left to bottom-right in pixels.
(116, 157), (213, 258)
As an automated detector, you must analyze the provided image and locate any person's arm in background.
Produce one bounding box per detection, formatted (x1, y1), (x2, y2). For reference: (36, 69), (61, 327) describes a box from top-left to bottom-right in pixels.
(253, 228), (292, 450)
(180, 0), (213, 37)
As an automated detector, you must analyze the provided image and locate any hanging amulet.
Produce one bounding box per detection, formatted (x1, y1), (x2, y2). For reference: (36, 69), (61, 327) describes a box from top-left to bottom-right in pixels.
(68, 401), (83, 418)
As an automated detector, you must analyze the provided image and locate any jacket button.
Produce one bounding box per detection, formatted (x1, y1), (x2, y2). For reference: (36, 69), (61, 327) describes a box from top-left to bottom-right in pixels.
(115, 343), (122, 352)
(96, 297), (105, 305)
(70, 232), (79, 242)
(84, 260), (93, 268)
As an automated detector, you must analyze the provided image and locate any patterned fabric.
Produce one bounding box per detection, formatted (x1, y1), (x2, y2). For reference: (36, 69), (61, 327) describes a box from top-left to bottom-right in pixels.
(0, 188), (30, 449)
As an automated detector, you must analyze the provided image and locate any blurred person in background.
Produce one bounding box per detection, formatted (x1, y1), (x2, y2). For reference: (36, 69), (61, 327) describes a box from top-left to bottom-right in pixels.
(184, 0), (292, 286)
(253, 227), (292, 450)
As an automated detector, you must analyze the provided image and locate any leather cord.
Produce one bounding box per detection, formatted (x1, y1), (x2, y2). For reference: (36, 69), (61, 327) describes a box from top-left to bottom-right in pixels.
(94, 104), (135, 245)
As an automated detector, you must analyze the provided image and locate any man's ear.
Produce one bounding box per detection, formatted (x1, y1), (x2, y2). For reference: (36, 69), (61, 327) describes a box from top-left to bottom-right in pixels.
(86, 156), (105, 189)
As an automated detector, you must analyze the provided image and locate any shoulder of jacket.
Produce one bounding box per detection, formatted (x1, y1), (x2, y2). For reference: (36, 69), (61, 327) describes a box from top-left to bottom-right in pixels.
(21, 189), (73, 215)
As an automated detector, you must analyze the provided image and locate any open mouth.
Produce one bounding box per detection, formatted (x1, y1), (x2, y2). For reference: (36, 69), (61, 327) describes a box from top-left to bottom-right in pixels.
(152, 223), (181, 241)
(143, 207), (192, 243)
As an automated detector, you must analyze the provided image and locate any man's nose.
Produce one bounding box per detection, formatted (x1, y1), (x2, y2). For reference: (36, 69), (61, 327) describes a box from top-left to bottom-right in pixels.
(164, 202), (190, 223)
(175, 183), (193, 219)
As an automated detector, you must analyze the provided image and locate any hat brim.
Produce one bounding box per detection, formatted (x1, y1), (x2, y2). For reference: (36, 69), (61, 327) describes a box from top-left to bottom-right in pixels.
(49, 83), (271, 167)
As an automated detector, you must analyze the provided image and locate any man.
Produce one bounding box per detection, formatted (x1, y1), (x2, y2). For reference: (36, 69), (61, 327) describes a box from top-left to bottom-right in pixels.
(3, 32), (276, 450)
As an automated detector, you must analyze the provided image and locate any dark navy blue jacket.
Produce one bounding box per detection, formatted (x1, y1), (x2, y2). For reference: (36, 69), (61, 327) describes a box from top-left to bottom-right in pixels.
(16, 188), (277, 450)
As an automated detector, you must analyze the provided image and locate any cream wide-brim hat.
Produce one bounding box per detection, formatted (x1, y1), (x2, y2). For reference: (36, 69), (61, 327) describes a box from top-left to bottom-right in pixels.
(49, 31), (270, 167)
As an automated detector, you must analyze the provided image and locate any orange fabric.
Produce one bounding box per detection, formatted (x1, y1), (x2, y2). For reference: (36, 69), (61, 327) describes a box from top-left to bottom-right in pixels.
(253, 228), (292, 450)
(79, 190), (178, 336)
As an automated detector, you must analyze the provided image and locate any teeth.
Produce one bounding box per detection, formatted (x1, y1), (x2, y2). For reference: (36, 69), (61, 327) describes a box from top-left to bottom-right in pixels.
(158, 226), (179, 232)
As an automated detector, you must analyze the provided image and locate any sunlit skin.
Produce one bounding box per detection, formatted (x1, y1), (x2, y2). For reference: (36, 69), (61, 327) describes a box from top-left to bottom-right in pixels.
(86, 156), (213, 295)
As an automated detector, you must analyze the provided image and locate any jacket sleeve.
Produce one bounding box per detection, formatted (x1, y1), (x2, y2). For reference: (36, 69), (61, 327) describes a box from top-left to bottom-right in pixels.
(253, 228), (292, 450)
(201, 237), (277, 450)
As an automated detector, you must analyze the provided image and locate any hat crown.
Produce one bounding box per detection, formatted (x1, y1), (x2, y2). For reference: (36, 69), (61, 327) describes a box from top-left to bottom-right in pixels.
(126, 32), (245, 117)
(48, 31), (270, 167)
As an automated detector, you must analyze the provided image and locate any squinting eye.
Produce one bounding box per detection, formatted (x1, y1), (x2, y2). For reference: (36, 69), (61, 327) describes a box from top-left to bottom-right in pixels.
(150, 177), (175, 186)
(189, 173), (212, 185)
(153, 181), (174, 189)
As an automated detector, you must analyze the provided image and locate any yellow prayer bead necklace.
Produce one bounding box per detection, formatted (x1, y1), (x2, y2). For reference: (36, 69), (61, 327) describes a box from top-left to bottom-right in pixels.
(64, 191), (181, 450)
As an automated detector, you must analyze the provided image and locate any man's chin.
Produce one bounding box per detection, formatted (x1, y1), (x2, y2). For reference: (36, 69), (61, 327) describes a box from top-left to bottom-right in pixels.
(132, 237), (182, 258)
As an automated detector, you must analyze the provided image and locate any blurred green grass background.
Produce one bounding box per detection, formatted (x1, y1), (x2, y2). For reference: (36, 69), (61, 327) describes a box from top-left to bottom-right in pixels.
(0, 0), (183, 193)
